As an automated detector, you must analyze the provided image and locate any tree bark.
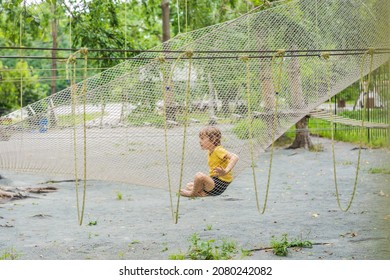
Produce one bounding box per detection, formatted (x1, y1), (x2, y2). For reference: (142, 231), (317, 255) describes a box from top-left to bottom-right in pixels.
(161, 1), (177, 121)
(289, 116), (313, 149)
(51, 1), (58, 96)
(49, 1), (59, 128)
(287, 55), (312, 149)
(161, 0), (170, 42)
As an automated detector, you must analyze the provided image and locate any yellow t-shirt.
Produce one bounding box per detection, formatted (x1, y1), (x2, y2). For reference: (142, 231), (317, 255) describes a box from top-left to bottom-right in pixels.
(208, 146), (233, 183)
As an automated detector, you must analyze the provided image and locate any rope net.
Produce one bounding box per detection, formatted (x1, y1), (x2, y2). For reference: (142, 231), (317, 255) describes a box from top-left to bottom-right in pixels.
(1, 0), (389, 194)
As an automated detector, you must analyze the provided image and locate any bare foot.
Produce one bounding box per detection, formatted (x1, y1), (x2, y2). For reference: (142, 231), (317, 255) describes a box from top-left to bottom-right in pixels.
(180, 189), (193, 197)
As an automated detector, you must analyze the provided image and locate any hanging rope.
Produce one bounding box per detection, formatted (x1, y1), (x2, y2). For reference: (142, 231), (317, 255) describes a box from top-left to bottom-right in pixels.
(321, 48), (375, 212)
(259, 49), (285, 214)
(156, 55), (175, 221)
(157, 50), (193, 223)
(80, 47), (89, 225)
(240, 55), (261, 212)
(66, 48), (89, 225)
(238, 49), (284, 214)
(174, 50), (193, 224)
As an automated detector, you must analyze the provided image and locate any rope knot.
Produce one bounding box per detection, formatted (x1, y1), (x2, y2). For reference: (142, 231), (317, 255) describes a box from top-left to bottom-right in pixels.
(367, 47), (375, 55)
(68, 54), (77, 64)
(155, 55), (166, 63)
(275, 49), (286, 57)
(239, 55), (250, 62)
(320, 52), (330, 60)
(79, 47), (88, 56)
(184, 49), (194, 58)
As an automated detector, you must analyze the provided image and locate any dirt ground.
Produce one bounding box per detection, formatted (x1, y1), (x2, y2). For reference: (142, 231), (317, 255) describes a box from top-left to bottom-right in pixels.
(0, 137), (389, 260)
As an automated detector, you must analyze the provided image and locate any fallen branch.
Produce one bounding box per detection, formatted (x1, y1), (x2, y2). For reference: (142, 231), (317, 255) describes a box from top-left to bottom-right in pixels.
(0, 186), (57, 201)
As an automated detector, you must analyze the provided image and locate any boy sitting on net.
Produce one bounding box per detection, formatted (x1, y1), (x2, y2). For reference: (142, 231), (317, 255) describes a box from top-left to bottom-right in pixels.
(180, 126), (239, 197)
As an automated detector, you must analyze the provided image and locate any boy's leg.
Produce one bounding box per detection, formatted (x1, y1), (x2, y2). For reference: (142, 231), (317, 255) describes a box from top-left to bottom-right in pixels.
(192, 172), (214, 197)
(180, 172), (214, 197)
(179, 182), (194, 197)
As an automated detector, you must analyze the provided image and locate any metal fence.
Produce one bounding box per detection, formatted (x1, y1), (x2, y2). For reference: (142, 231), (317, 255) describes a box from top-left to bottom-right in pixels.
(312, 60), (389, 146)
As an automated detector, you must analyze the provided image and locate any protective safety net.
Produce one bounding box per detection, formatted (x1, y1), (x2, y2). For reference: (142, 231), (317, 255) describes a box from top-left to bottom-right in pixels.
(1, 0), (389, 194)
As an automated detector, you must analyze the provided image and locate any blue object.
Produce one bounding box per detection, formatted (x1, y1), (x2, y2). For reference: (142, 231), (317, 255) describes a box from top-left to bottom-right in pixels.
(39, 118), (48, 133)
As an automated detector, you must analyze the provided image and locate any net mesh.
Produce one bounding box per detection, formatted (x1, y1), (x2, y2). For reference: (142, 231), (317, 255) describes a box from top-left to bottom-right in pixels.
(0, 0), (389, 193)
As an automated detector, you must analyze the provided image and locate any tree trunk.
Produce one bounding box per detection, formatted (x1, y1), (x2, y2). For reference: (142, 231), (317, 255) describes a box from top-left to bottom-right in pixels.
(49, 1), (58, 128)
(51, 1), (57, 96)
(161, 0), (170, 42)
(287, 54), (312, 149)
(161, 1), (177, 121)
(289, 116), (313, 149)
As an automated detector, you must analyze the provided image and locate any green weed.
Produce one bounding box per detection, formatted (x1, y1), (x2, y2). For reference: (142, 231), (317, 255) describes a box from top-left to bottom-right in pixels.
(270, 234), (312, 256)
(169, 233), (237, 260)
(116, 191), (123, 200)
(368, 167), (390, 174)
(205, 224), (213, 231)
(309, 143), (324, 152)
(0, 248), (22, 260)
(88, 220), (98, 226)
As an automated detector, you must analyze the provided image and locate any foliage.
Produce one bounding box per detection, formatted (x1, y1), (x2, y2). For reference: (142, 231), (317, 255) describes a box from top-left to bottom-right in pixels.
(308, 118), (388, 148)
(0, 247), (22, 260)
(232, 118), (266, 139)
(368, 167), (390, 174)
(116, 191), (123, 200)
(270, 234), (312, 256)
(0, 60), (45, 115)
(169, 233), (237, 260)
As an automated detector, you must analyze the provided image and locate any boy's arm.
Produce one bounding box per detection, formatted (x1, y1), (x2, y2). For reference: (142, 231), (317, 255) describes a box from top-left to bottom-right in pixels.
(214, 152), (239, 176)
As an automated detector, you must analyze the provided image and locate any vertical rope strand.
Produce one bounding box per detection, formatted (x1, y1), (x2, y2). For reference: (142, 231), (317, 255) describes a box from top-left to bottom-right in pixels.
(262, 50), (285, 214)
(66, 54), (80, 223)
(80, 48), (89, 225)
(175, 50), (193, 224)
(156, 55), (175, 220)
(240, 56), (261, 212)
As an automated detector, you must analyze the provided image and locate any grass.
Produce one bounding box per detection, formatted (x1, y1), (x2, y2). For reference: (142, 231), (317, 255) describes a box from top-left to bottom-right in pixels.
(205, 224), (213, 231)
(57, 112), (103, 127)
(309, 143), (324, 152)
(116, 191), (123, 200)
(88, 220), (98, 226)
(308, 118), (388, 148)
(0, 248), (22, 260)
(169, 233), (237, 260)
(368, 167), (390, 174)
(232, 119), (266, 139)
(270, 234), (312, 256)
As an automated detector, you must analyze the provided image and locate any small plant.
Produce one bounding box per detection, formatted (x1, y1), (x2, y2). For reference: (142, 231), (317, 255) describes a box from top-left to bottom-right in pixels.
(205, 224), (213, 231)
(169, 233), (237, 260)
(116, 191), (123, 200)
(129, 240), (140, 246)
(0, 248), (22, 260)
(368, 167), (390, 174)
(88, 220), (97, 226)
(270, 234), (312, 256)
(169, 252), (186, 260)
(309, 143), (324, 152)
(240, 248), (253, 258)
(161, 242), (169, 252)
(270, 234), (289, 256)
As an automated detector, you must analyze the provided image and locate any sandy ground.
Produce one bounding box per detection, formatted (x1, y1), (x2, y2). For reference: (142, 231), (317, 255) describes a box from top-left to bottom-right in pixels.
(0, 137), (389, 260)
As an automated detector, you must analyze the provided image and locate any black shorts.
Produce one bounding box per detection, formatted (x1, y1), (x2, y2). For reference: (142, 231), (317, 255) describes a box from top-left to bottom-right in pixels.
(205, 177), (230, 196)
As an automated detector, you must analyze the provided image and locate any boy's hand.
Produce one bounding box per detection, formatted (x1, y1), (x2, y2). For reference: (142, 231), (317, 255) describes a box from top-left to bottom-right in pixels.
(214, 166), (227, 176)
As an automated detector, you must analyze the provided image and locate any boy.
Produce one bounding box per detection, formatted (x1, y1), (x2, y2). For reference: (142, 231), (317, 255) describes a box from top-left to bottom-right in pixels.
(180, 126), (239, 197)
